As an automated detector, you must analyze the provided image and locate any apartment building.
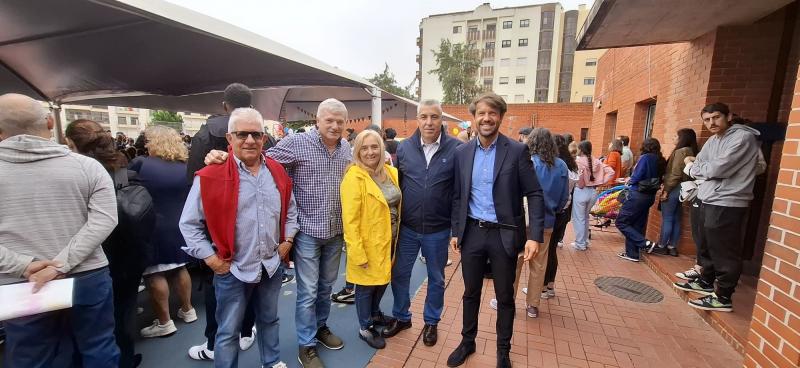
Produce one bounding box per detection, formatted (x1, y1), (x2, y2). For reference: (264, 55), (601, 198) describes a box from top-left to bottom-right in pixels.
(417, 3), (604, 103)
(58, 105), (207, 137)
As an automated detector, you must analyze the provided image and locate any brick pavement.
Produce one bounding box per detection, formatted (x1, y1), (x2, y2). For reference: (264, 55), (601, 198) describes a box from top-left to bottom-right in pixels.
(369, 226), (743, 368)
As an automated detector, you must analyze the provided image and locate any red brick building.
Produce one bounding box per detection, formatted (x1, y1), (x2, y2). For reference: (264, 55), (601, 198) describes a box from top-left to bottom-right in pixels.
(343, 102), (593, 140)
(579, 0), (799, 366)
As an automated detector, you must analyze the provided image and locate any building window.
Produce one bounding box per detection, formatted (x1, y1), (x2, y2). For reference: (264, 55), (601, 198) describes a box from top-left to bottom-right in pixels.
(499, 77), (509, 85)
(584, 77), (595, 85)
(453, 26), (462, 34)
(468, 26), (478, 33)
(500, 58), (511, 67)
(130, 117), (139, 125)
(580, 128), (589, 141)
(518, 39), (528, 47)
(486, 24), (496, 31)
(585, 58), (597, 66)
(485, 41), (495, 49)
(517, 57), (528, 66)
(520, 19), (530, 28)
(644, 103), (656, 139)
(582, 96), (593, 103)
(514, 94), (525, 103)
(118, 116), (127, 125)
(501, 40), (511, 48)
(516, 76), (526, 84)
(503, 21), (512, 29)
(484, 79), (493, 88)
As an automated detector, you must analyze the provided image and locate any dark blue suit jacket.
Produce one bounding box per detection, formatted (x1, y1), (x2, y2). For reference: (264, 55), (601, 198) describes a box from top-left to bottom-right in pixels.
(451, 134), (545, 257)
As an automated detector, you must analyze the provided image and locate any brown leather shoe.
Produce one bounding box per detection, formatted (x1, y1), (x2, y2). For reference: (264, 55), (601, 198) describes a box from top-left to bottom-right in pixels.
(422, 324), (437, 346)
(381, 319), (411, 338)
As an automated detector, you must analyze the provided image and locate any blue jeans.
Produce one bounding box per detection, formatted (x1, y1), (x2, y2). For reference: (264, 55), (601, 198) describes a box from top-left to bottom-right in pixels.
(571, 187), (597, 249)
(658, 187), (682, 248)
(294, 232), (343, 346)
(616, 190), (656, 259)
(391, 226), (449, 324)
(4, 267), (119, 368)
(213, 266), (283, 368)
(354, 284), (388, 329)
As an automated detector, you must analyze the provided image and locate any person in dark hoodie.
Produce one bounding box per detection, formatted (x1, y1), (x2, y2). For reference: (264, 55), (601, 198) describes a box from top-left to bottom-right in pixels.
(381, 99), (461, 347)
(674, 102), (766, 312)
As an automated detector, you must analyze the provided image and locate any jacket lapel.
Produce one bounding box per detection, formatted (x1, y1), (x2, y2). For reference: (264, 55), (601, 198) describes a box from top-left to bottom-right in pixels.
(463, 139), (477, 195)
(493, 134), (509, 182)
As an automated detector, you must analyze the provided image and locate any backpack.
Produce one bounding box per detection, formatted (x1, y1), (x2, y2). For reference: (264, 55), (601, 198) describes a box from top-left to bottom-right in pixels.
(104, 169), (156, 271)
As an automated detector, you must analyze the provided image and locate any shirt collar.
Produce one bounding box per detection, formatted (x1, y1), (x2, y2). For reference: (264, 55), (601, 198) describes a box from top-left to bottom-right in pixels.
(421, 133), (442, 147)
(232, 154), (263, 175)
(476, 136), (498, 152)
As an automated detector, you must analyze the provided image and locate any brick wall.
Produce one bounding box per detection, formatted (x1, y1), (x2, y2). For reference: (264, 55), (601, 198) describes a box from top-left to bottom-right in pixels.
(350, 102), (593, 140)
(744, 62), (800, 368)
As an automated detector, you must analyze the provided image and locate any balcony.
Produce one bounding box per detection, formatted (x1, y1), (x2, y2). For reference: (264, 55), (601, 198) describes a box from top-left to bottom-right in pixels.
(466, 31), (480, 42)
(482, 29), (496, 40)
(416, 37), (421, 47)
(482, 48), (495, 59)
(416, 54), (421, 64)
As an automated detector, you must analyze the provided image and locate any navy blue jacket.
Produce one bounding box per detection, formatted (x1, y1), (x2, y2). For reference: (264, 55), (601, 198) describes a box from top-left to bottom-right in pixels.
(397, 129), (461, 234)
(451, 134), (545, 257)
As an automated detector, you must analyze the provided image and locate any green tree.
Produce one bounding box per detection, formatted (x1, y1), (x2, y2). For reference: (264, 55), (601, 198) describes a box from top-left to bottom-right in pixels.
(150, 110), (184, 123)
(429, 39), (482, 104)
(368, 63), (413, 99)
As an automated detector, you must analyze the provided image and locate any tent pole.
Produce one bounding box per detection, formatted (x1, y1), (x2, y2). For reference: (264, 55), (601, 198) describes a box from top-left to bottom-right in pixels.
(51, 102), (64, 144)
(371, 86), (382, 128)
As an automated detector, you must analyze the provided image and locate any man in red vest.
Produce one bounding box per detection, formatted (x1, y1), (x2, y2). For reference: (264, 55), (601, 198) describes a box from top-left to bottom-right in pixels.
(180, 108), (298, 368)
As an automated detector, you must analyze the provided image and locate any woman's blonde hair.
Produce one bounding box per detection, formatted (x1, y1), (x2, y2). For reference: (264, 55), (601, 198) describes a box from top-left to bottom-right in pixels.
(350, 129), (386, 179)
(145, 125), (188, 162)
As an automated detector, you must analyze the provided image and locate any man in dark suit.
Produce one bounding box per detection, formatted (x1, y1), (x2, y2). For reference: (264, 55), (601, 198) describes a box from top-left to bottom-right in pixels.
(447, 93), (545, 368)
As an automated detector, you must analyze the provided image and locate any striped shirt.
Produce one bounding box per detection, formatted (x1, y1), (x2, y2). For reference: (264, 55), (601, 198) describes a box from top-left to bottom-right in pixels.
(266, 129), (351, 239)
(180, 157), (299, 282)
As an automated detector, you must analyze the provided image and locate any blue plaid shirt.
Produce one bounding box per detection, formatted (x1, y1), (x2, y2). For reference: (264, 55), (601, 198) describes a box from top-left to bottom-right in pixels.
(266, 129), (351, 239)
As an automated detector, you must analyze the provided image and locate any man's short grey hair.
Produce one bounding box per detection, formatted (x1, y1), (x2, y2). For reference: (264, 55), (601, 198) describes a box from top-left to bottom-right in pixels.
(228, 107), (264, 132)
(317, 98), (348, 119)
(0, 93), (49, 137)
(417, 99), (443, 115)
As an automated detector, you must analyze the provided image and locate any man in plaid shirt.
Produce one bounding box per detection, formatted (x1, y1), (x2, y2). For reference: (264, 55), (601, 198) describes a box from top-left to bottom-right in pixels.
(205, 99), (351, 368)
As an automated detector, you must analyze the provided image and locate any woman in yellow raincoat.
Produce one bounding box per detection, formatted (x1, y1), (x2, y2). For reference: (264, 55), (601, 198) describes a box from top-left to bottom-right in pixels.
(340, 129), (401, 350)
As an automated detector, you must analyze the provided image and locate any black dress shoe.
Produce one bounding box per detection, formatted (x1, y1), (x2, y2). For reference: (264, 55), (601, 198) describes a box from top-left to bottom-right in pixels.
(497, 351), (512, 368)
(422, 324), (437, 346)
(381, 318), (411, 338)
(447, 342), (476, 367)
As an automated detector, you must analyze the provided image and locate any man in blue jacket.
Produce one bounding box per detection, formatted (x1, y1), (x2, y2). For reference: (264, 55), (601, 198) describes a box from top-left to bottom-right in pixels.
(381, 99), (461, 347)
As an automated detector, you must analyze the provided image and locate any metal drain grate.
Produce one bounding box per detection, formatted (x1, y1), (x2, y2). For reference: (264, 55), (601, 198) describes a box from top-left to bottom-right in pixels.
(594, 276), (664, 303)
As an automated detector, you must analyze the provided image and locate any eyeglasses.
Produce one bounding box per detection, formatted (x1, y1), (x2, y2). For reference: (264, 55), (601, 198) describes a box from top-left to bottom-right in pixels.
(230, 131), (265, 140)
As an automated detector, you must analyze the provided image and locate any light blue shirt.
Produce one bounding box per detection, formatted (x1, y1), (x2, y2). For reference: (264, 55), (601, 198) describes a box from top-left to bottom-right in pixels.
(468, 138), (498, 222)
(180, 157), (299, 283)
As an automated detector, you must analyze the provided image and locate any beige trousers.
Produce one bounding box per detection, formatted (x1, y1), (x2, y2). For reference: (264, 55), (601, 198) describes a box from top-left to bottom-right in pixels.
(511, 229), (553, 307)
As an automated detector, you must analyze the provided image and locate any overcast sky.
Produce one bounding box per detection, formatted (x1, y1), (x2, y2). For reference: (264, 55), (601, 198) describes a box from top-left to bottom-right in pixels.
(165, 0), (593, 88)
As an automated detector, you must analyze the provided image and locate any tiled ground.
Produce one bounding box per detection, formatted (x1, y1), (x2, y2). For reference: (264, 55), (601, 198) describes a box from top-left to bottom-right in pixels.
(369, 226), (744, 368)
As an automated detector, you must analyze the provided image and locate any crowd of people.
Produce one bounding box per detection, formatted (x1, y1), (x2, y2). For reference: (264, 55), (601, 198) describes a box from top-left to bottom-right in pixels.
(0, 79), (765, 368)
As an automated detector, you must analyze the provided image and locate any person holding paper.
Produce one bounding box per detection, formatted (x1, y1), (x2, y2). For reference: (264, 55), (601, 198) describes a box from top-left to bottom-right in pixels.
(180, 108), (299, 368)
(0, 93), (120, 367)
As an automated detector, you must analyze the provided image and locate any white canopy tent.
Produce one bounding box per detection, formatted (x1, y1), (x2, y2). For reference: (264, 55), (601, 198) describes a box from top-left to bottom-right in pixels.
(0, 0), (460, 139)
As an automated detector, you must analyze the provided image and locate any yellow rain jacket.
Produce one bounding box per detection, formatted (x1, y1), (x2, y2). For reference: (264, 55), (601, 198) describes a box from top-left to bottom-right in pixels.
(341, 164), (400, 286)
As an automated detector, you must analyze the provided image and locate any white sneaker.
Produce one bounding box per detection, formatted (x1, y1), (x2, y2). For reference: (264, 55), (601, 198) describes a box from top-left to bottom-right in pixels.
(271, 362), (288, 368)
(489, 298), (498, 310)
(177, 307), (198, 323)
(239, 326), (256, 351)
(522, 288), (528, 294)
(557, 241), (564, 248)
(419, 255), (427, 264)
(675, 267), (702, 280)
(188, 341), (214, 360)
(140, 319), (177, 338)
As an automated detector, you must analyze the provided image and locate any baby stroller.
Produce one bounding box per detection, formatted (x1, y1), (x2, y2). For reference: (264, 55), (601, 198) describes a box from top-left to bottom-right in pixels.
(589, 184), (626, 236)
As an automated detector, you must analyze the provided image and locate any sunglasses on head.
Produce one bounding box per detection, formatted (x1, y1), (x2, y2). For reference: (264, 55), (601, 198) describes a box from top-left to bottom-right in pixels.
(230, 131), (264, 140)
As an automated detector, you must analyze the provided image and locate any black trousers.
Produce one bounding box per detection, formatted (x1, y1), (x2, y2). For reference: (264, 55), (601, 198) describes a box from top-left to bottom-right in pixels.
(201, 266), (255, 350)
(544, 208), (571, 285)
(460, 222), (517, 353)
(693, 201), (748, 300)
(110, 266), (144, 368)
